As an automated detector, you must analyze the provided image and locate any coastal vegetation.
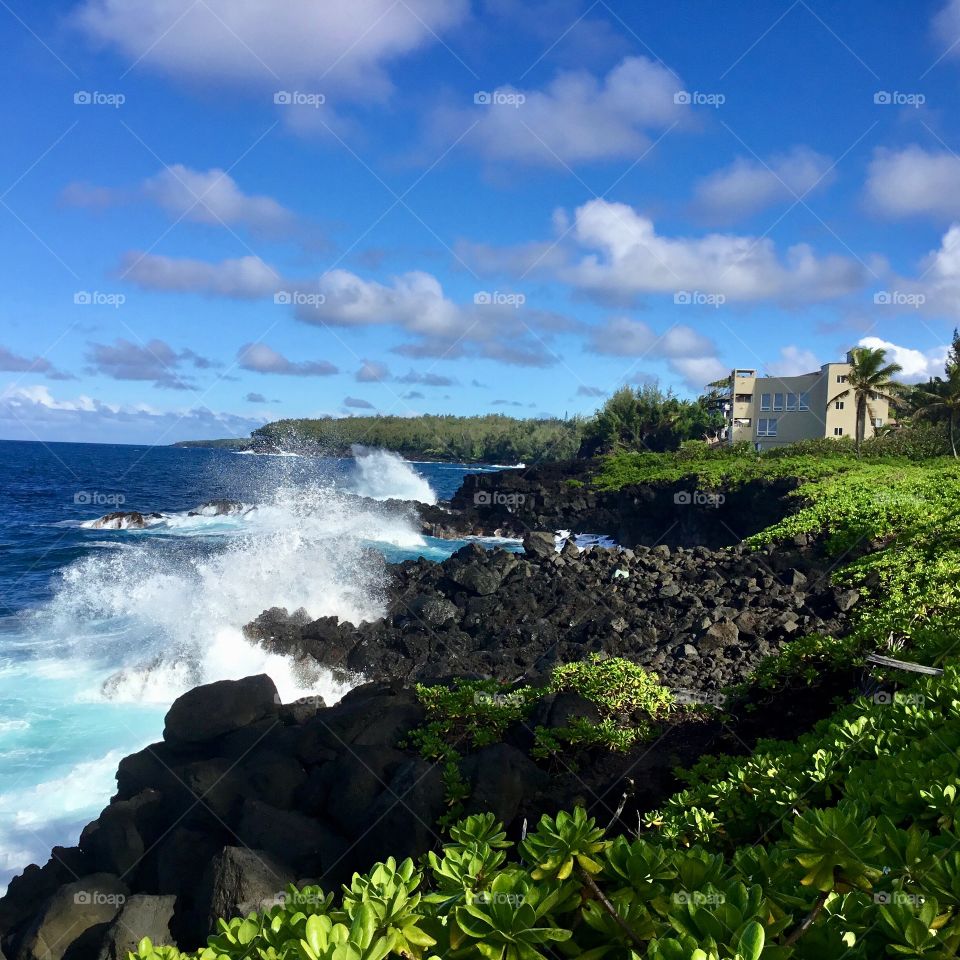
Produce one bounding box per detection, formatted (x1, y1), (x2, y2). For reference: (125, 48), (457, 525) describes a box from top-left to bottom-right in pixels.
(122, 445), (960, 959)
(250, 414), (583, 464)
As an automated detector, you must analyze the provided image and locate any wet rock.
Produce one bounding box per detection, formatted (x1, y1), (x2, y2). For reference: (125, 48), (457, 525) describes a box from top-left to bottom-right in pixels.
(87, 511), (163, 530)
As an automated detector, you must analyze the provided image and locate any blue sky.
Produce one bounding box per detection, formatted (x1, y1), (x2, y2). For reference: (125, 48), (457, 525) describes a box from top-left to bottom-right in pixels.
(2, 0), (960, 443)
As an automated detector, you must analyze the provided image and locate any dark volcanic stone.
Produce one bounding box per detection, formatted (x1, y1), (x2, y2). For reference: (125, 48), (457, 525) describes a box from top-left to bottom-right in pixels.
(200, 848), (295, 936)
(12, 874), (128, 960)
(522, 531), (556, 559)
(164, 675), (279, 745)
(95, 895), (176, 960)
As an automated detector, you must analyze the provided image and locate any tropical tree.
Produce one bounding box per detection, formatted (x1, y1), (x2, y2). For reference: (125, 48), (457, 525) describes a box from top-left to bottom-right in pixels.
(579, 384), (722, 456)
(827, 347), (904, 456)
(913, 360), (960, 459)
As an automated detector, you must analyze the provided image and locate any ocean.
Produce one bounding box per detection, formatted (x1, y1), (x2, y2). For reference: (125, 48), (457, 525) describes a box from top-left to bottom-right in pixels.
(0, 440), (513, 892)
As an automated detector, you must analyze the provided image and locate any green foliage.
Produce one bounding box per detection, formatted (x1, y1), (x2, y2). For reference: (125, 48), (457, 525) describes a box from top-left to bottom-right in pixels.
(591, 446), (856, 492)
(129, 454), (960, 960)
(531, 655), (675, 757)
(580, 385), (723, 456)
(129, 698), (960, 960)
(403, 680), (539, 827)
(407, 661), (673, 803)
(549, 655), (675, 717)
(248, 414), (582, 464)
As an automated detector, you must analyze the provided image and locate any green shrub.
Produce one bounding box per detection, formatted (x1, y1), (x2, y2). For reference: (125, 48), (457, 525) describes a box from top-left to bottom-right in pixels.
(129, 665), (960, 960)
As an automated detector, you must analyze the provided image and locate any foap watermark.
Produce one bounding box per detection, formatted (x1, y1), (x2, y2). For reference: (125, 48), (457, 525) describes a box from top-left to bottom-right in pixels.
(474, 690), (528, 709)
(74, 90), (125, 108)
(873, 690), (924, 707)
(672, 688), (726, 709)
(474, 891), (526, 907)
(874, 892), (925, 906)
(275, 291), (326, 306)
(274, 90), (326, 108)
(474, 290), (526, 308)
(674, 290), (726, 308)
(874, 90), (925, 108)
(74, 290), (125, 308)
(74, 891), (125, 906)
(474, 90), (525, 108)
(874, 290), (925, 309)
(74, 491), (125, 507)
(674, 90), (725, 108)
(242, 890), (327, 913)
(674, 490), (725, 509)
(474, 491), (527, 507)
(673, 892), (726, 907)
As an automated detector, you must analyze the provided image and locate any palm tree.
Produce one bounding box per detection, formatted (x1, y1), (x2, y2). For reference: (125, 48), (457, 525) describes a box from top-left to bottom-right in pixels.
(914, 364), (960, 458)
(827, 347), (904, 456)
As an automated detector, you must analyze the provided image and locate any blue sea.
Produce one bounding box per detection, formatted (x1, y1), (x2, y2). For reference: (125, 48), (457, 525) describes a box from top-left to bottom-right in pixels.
(0, 440), (515, 891)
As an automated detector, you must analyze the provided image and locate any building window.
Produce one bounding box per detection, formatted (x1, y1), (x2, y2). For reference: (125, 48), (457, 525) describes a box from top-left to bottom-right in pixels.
(758, 418), (778, 437)
(837, 375), (848, 383)
(773, 393), (785, 411)
(872, 417), (884, 428)
(760, 393), (772, 411)
(735, 393), (752, 404)
(834, 427), (844, 436)
(786, 392), (798, 411)
(835, 401), (845, 410)
(799, 392), (810, 411)
(734, 418), (752, 427)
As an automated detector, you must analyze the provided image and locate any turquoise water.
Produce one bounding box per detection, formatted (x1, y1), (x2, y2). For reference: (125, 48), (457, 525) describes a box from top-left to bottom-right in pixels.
(0, 441), (512, 890)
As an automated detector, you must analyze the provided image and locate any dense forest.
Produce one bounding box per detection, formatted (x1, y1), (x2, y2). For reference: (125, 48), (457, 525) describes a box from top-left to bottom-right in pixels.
(250, 414), (584, 463)
(175, 384), (725, 463)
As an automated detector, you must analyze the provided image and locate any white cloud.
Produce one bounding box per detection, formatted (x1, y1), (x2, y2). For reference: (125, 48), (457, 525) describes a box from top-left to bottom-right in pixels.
(563, 199), (866, 302)
(693, 147), (835, 223)
(442, 56), (684, 166)
(0, 384), (265, 444)
(767, 345), (821, 377)
(587, 318), (714, 358)
(86, 337), (216, 389)
(143, 166), (297, 235)
(74, 0), (468, 100)
(857, 336), (949, 381)
(121, 252), (281, 299)
(865, 146), (960, 219)
(878, 223), (960, 318)
(237, 343), (338, 377)
(66, 166), (299, 236)
(933, 0), (960, 58)
(355, 360), (390, 382)
(0, 345), (73, 380)
(669, 356), (728, 391)
(585, 318), (723, 391)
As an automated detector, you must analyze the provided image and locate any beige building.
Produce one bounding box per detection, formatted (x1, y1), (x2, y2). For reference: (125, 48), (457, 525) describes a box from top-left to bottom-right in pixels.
(720, 353), (891, 450)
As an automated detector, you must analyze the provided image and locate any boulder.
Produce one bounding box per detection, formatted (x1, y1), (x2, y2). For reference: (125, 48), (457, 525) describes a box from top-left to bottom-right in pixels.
(835, 589), (861, 613)
(95, 895), (176, 960)
(448, 563), (503, 596)
(12, 874), (128, 960)
(522, 531), (556, 559)
(199, 848), (295, 935)
(463, 744), (548, 825)
(164, 675), (279, 744)
(236, 801), (343, 875)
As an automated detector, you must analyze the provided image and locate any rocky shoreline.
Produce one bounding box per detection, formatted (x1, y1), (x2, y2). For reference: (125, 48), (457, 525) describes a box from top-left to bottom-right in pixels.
(0, 463), (864, 960)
